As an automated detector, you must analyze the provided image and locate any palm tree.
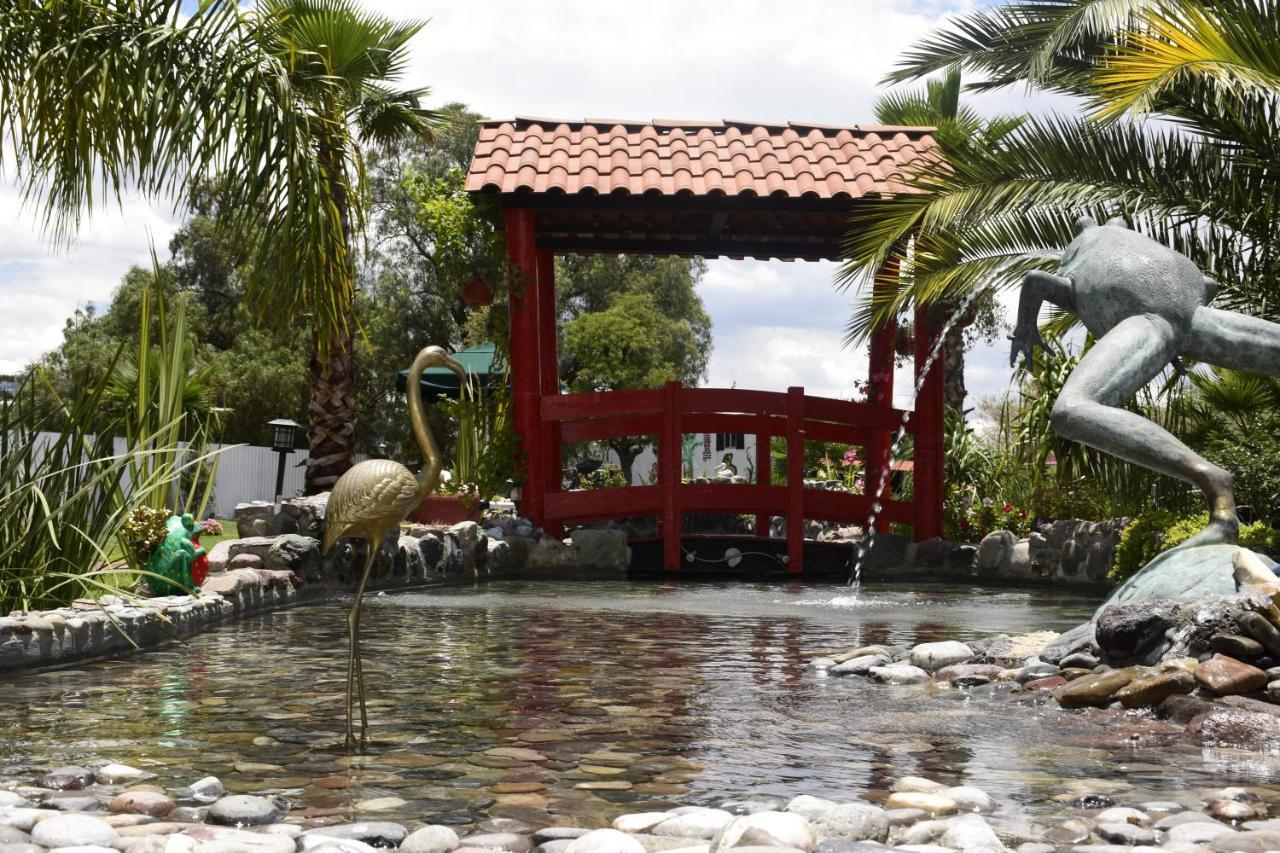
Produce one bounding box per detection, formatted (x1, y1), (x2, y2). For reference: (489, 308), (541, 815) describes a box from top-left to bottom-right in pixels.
(838, 0), (1280, 350)
(852, 68), (1024, 409)
(0, 0), (440, 493)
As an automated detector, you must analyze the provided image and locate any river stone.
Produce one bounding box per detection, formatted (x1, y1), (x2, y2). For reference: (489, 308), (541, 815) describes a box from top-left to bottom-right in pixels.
(1166, 822), (1237, 844)
(459, 832), (531, 852)
(939, 814), (1003, 851)
(785, 797), (839, 820)
(868, 664), (930, 685)
(1236, 612), (1280, 658)
(1158, 693), (1213, 723)
(829, 655), (889, 676)
(1095, 600), (1185, 664)
(1054, 668), (1138, 708)
(883, 793), (957, 816)
(1100, 542), (1239, 613)
(306, 822), (409, 847)
(30, 814), (118, 848)
(1211, 633), (1265, 659)
(1039, 622), (1096, 665)
(1211, 829), (1280, 852)
(1188, 708), (1280, 749)
(570, 529), (631, 571)
(893, 777), (946, 794)
(94, 763), (152, 785)
(1234, 548), (1278, 587)
(207, 794), (281, 827)
(1195, 654), (1267, 694)
(297, 836), (381, 853)
(830, 646), (891, 664)
(34, 766), (94, 791)
(712, 811), (814, 850)
(651, 810), (735, 839)
(807, 805), (888, 843)
(1115, 669), (1196, 707)
(402, 825), (461, 853)
(43, 792), (99, 812)
(910, 641), (974, 672)
(934, 663), (1004, 686)
(1095, 807), (1150, 826)
(944, 787), (993, 812)
(614, 815), (676, 834)
(566, 829), (646, 853)
(976, 530), (1015, 576)
(1059, 651), (1100, 669)
(1096, 822), (1158, 845)
(109, 791), (175, 817)
(1208, 800), (1258, 821)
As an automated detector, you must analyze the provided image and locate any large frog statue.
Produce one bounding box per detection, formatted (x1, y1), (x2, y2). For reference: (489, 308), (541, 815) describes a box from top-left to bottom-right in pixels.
(145, 513), (207, 596)
(1010, 217), (1280, 605)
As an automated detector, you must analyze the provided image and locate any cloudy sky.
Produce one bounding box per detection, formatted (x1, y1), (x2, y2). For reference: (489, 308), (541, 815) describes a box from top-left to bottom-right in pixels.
(0, 0), (1056, 407)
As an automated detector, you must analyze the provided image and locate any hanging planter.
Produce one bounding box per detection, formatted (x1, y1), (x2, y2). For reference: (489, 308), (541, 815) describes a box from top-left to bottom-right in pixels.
(460, 277), (494, 307)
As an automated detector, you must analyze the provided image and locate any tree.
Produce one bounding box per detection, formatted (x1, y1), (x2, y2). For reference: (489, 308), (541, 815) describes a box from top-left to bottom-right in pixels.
(838, 0), (1280, 352)
(558, 256), (712, 482)
(0, 0), (441, 494)
(852, 68), (1022, 410)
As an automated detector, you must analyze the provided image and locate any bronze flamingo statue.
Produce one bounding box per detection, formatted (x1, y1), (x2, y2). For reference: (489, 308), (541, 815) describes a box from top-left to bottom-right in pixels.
(322, 345), (465, 748)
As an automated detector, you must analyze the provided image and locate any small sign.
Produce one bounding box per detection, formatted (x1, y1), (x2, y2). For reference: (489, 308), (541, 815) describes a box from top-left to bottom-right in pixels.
(702, 433), (712, 461)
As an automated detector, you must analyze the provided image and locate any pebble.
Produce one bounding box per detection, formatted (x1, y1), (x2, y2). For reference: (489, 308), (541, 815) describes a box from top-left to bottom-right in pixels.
(1237, 612), (1280, 659)
(829, 655), (890, 677)
(785, 797), (839, 820)
(943, 787), (992, 812)
(401, 825), (461, 853)
(33, 767), (94, 791)
(1095, 822), (1158, 845)
(933, 664), (1003, 686)
(1115, 670), (1196, 708)
(1095, 807), (1150, 825)
(909, 641), (974, 672)
(306, 822), (410, 847)
(1054, 668), (1137, 708)
(938, 813), (1003, 851)
(1059, 652), (1100, 669)
(713, 811), (814, 850)
(1196, 654), (1268, 694)
(615, 814), (674, 834)
(883, 793), (958, 816)
(566, 829), (647, 853)
(867, 664), (930, 685)
(109, 791), (174, 817)
(808, 804), (888, 843)
(1208, 800), (1258, 821)
(207, 794), (281, 827)
(893, 778), (947, 794)
(93, 764), (152, 785)
(1165, 822), (1237, 843)
(1211, 633), (1265, 659)
(460, 831), (531, 852)
(651, 810), (735, 839)
(30, 814), (118, 848)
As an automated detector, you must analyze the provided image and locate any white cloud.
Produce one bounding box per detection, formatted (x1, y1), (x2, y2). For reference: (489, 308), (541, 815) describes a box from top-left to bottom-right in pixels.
(0, 0), (1066, 402)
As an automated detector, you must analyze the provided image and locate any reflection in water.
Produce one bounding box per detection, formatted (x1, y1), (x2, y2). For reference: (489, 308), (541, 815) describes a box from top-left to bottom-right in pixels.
(2, 580), (1278, 830)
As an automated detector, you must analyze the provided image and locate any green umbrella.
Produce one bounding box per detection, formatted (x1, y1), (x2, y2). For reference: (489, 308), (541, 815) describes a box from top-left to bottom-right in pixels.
(395, 342), (505, 400)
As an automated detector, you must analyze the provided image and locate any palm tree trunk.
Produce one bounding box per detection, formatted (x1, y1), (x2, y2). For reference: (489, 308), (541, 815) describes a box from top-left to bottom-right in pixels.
(942, 322), (968, 412)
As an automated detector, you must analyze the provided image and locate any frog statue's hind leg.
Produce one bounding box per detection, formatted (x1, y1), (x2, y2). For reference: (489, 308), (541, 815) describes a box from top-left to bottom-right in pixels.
(1051, 312), (1240, 548)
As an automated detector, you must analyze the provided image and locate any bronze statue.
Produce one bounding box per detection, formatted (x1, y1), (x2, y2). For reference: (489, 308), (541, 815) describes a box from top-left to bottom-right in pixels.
(322, 345), (465, 749)
(1011, 216), (1280, 552)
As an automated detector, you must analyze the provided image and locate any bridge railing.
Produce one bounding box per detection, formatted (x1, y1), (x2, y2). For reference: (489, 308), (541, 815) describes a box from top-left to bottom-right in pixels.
(540, 381), (921, 572)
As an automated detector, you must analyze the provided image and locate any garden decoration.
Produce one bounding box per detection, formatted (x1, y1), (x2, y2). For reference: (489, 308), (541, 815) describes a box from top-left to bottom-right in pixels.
(146, 513), (207, 596)
(1010, 216), (1280, 607)
(322, 345), (466, 750)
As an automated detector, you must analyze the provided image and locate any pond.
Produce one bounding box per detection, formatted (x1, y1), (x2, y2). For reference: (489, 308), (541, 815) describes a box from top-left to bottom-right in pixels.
(3, 580), (1276, 830)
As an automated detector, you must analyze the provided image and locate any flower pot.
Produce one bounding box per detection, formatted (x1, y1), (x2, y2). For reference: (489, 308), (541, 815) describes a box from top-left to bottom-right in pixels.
(410, 494), (481, 525)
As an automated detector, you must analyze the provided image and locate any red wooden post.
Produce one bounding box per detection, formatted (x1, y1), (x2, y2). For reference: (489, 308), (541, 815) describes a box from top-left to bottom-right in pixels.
(786, 386), (805, 574)
(913, 302), (945, 540)
(506, 208), (545, 527)
(754, 430), (771, 537)
(535, 249), (563, 538)
(866, 260), (898, 534)
(661, 381), (683, 571)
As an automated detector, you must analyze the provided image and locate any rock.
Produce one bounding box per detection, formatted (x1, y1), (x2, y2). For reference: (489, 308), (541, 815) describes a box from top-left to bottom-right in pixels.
(711, 811), (814, 850)
(297, 837), (380, 853)
(785, 797), (839, 820)
(1210, 829), (1280, 852)
(1211, 633), (1265, 659)
(1195, 653), (1267, 694)
(808, 804), (888, 843)
(652, 810), (735, 839)
(893, 777), (947, 794)
(570, 529), (631, 571)
(829, 655), (890, 676)
(1104, 542), (1240, 609)
(1236, 612), (1280, 658)
(1095, 822), (1157, 845)
(868, 664), (930, 685)
(227, 553), (263, 570)
(306, 822), (409, 847)
(110, 791), (175, 817)
(527, 536), (577, 570)
(939, 814), (1004, 851)
(614, 815), (674, 834)
(94, 764), (152, 785)
(43, 792), (99, 812)
(1059, 651), (1100, 669)
(987, 632), (1058, 665)
(1189, 708), (1280, 749)
(1235, 548), (1277, 588)
(1022, 676), (1067, 691)
(267, 534), (322, 577)
(401, 825), (461, 853)
(1054, 668), (1138, 708)
(30, 815), (118, 848)
(1094, 600), (1184, 665)
(207, 794), (281, 827)
(976, 530), (1016, 576)
(1165, 822), (1237, 844)
(944, 787), (993, 813)
(179, 776), (225, 805)
(883, 793), (957, 816)
(33, 766), (94, 791)
(1039, 622), (1096, 665)
(1208, 800), (1258, 822)
(459, 832), (531, 852)
(566, 829), (647, 853)
(1158, 693), (1214, 723)
(1095, 808), (1150, 826)
(1114, 669), (1196, 707)
(910, 641), (974, 672)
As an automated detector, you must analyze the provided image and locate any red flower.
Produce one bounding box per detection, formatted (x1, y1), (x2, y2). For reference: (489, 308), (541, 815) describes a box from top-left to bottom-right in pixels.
(1003, 502), (1013, 513)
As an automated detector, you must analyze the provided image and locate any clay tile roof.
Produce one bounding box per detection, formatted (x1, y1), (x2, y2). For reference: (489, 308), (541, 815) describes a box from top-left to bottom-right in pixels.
(466, 117), (938, 200)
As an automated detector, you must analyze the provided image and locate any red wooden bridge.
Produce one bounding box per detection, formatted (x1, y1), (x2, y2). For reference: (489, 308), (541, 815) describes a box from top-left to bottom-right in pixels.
(466, 118), (946, 572)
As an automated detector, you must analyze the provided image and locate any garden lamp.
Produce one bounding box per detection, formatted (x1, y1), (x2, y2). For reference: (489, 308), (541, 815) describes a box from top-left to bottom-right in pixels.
(267, 418), (302, 502)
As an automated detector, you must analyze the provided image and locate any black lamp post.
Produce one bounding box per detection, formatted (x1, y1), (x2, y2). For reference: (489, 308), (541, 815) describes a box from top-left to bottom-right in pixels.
(267, 418), (302, 502)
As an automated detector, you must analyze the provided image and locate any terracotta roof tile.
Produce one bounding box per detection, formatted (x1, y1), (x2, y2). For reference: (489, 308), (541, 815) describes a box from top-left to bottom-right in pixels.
(467, 118), (937, 200)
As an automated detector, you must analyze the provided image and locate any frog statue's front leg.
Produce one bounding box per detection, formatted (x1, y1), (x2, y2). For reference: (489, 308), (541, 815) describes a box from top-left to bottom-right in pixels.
(1008, 270), (1075, 372)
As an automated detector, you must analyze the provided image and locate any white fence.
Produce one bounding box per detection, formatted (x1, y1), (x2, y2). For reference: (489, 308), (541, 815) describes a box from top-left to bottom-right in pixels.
(32, 432), (348, 520)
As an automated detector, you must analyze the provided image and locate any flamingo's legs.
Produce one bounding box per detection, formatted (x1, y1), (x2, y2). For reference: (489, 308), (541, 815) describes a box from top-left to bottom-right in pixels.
(346, 541), (377, 751)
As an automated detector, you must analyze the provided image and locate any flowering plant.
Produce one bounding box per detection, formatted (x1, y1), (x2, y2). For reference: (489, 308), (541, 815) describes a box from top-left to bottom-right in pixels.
(198, 518), (224, 537)
(944, 486), (1031, 541)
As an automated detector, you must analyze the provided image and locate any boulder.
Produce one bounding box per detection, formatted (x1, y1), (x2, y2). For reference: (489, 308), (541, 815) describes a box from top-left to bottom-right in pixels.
(1094, 599), (1185, 665)
(571, 529), (631, 571)
(976, 530), (1015, 577)
(280, 493), (328, 538)
(266, 534), (322, 578)
(234, 501), (276, 537)
(527, 536), (577, 570)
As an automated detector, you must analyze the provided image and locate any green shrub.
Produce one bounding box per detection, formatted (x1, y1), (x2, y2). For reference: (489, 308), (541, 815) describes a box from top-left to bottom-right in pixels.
(1111, 511), (1280, 582)
(580, 463), (627, 490)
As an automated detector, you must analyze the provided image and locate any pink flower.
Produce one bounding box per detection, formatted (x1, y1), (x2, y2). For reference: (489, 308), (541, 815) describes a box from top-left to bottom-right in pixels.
(843, 448), (860, 466)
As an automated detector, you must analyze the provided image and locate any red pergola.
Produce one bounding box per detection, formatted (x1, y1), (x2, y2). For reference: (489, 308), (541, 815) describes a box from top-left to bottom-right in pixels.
(466, 118), (945, 572)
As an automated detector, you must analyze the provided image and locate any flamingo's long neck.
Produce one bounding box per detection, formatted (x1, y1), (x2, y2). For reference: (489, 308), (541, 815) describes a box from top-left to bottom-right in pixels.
(407, 350), (444, 497)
